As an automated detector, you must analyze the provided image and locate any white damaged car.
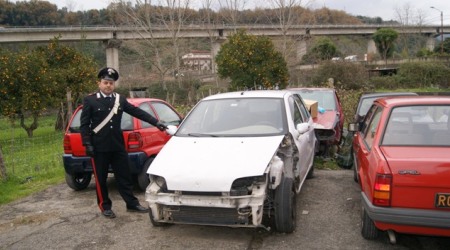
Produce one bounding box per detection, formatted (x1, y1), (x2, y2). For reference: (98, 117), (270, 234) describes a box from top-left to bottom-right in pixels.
(145, 90), (317, 233)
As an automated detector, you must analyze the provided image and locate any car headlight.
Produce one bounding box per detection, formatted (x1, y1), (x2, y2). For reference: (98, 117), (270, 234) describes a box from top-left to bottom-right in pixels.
(150, 175), (168, 192)
(230, 175), (266, 196)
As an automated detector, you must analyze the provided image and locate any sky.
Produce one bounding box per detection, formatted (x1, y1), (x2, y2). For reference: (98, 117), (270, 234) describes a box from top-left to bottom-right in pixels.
(14, 0), (450, 25)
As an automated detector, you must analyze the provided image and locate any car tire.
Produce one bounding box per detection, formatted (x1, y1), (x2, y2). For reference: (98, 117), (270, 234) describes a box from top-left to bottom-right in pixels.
(65, 172), (91, 191)
(361, 206), (379, 239)
(274, 177), (296, 233)
(137, 157), (154, 191)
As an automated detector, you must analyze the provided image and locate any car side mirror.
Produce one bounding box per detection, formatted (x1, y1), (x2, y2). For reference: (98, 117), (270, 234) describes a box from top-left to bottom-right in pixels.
(348, 123), (359, 132)
(166, 125), (178, 136)
(296, 122), (309, 134)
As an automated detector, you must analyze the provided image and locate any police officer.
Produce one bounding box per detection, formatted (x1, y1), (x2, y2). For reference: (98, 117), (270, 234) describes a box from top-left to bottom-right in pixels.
(80, 67), (167, 218)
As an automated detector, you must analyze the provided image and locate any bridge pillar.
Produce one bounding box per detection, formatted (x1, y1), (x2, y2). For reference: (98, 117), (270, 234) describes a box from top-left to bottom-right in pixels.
(104, 39), (122, 85)
(296, 39), (308, 61)
(367, 39), (377, 56)
(211, 39), (225, 73)
(426, 37), (436, 51)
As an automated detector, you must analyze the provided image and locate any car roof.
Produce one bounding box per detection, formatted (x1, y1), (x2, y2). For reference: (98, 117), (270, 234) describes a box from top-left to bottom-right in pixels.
(288, 87), (334, 92)
(375, 96), (450, 107)
(202, 90), (291, 100)
(360, 92), (418, 99)
(127, 98), (166, 105)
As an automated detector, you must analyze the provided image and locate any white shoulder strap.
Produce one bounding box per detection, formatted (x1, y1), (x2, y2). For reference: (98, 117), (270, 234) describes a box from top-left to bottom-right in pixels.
(93, 93), (120, 134)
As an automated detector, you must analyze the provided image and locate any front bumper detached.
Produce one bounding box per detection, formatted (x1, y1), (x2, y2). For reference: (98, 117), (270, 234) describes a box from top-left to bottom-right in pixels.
(145, 181), (269, 228)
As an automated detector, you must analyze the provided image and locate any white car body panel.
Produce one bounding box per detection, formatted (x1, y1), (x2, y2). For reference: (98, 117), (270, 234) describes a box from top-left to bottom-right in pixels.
(148, 135), (284, 191)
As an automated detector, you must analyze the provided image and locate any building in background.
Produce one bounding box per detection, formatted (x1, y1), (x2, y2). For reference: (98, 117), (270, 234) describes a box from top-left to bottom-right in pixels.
(182, 50), (212, 71)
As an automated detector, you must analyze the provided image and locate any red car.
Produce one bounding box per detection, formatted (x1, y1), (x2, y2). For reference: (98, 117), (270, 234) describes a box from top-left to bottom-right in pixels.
(63, 98), (182, 191)
(290, 88), (344, 155)
(349, 96), (450, 243)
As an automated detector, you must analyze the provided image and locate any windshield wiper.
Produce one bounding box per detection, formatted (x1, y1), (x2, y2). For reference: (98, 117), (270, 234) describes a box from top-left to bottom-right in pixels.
(187, 133), (219, 137)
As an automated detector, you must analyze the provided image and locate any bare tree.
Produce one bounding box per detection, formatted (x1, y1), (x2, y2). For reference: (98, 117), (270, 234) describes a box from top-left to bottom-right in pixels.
(394, 2), (428, 58)
(64, 0), (77, 12)
(200, 0), (220, 86)
(218, 0), (248, 28)
(114, 0), (192, 89)
(267, 0), (311, 68)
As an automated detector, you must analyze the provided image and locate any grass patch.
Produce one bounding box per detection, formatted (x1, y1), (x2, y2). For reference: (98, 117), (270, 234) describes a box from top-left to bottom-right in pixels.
(315, 157), (341, 170)
(0, 114), (65, 206)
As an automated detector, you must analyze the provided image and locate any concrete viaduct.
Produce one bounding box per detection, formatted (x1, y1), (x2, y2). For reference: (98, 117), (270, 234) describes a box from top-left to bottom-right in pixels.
(0, 24), (448, 72)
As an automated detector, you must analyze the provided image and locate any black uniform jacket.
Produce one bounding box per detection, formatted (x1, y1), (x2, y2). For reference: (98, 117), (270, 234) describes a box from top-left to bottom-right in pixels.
(80, 92), (159, 152)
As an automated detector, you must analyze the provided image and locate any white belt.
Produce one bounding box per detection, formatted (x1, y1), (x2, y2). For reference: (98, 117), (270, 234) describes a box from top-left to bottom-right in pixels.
(93, 93), (120, 134)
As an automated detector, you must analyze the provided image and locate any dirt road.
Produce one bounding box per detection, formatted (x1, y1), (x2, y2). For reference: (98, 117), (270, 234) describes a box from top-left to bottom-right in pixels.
(1, 169), (449, 250)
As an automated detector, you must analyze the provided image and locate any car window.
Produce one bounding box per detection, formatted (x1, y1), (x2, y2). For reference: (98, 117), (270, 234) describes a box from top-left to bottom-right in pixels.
(293, 94), (310, 121)
(358, 97), (378, 117)
(363, 107), (382, 149)
(121, 112), (133, 130)
(140, 103), (157, 128)
(289, 96), (304, 125)
(68, 109), (82, 132)
(152, 102), (181, 126)
(68, 108), (134, 132)
(382, 105), (450, 146)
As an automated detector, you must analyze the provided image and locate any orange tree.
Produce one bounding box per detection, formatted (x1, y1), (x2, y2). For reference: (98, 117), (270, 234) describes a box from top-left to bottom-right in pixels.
(0, 39), (97, 137)
(215, 30), (289, 90)
(37, 38), (97, 129)
(0, 48), (54, 137)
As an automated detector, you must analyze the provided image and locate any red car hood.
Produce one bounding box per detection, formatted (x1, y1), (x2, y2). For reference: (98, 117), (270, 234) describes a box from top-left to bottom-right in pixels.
(380, 146), (450, 209)
(312, 111), (338, 130)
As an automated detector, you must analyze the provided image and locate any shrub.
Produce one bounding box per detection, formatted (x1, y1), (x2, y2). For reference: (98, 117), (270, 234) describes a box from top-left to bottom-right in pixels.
(397, 62), (450, 89)
(311, 61), (370, 90)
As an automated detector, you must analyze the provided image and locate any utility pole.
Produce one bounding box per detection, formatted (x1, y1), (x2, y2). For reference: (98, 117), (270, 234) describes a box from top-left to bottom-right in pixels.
(431, 6), (444, 54)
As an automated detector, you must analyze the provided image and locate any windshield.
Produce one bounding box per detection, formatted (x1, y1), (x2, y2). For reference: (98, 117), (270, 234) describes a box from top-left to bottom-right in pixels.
(382, 105), (450, 146)
(296, 90), (336, 110)
(176, 98), (286, 137)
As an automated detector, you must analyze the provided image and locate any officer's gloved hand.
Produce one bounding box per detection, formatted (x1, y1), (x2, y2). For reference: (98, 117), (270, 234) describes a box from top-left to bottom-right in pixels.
(156, 121), (168, 131)
(85, 145), (95, 157)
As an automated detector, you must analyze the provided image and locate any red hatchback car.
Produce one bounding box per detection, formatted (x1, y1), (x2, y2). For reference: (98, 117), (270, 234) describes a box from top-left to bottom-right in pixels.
(350, 96), (450, 242)
(63, 98), (182, 191)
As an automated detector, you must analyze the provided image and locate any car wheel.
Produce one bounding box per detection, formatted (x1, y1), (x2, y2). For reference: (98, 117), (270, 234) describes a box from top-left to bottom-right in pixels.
(65, 172), (91, 191)
(274, 177), (296, 233)
(361, 206), (379, 239)
(138, 158), (154, 191)
(149, 205), (169, 227)
(306, 157), (315, 179)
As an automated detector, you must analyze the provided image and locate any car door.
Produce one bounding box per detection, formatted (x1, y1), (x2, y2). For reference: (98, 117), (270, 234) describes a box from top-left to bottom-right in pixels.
(289, 94), (315, 183)
(138, 101), (181, 151)
(354, 104), (383, 192)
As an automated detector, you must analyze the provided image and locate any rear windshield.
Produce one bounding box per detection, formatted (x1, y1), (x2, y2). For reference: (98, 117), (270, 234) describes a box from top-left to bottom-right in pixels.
(296, 90), (336, 111)
(68, 109), (133, 132)
(382, 105), (450, 146)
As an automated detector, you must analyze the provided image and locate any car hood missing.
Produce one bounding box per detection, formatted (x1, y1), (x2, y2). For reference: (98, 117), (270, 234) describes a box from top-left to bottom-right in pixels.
(313, 110), (339, 130)
(148, 135), (285, 192)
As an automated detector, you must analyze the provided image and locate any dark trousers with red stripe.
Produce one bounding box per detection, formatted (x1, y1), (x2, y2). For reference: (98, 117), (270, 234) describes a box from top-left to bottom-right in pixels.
(91, 151), (139, 211)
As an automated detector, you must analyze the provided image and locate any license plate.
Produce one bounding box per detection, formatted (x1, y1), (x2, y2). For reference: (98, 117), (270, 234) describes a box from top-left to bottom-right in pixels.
(435, 193), (450, 208)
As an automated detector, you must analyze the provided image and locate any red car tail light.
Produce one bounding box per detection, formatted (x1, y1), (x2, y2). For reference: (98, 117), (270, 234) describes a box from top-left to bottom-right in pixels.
(127, 132), (143, 151)
(63, 135), (72, 154)
(373, 174), (392, 207)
